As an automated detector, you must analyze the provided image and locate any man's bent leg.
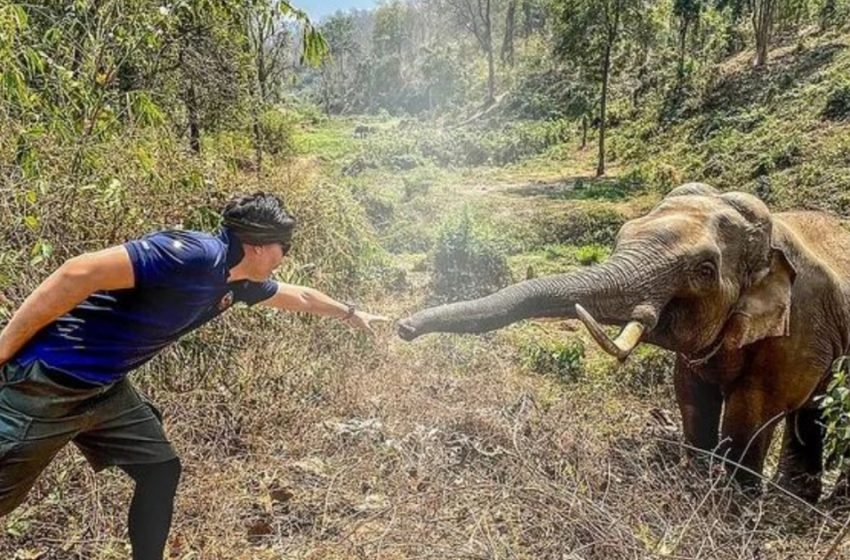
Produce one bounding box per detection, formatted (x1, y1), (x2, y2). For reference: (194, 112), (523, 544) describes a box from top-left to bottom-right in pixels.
(119, 458), (182, 560)
(0, 433), (64, 517)
(72, 379), (179, 559)
(0, 362), (89, 517)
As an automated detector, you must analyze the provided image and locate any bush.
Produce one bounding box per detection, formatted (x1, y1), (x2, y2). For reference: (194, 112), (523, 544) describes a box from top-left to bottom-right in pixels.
(532, 203), (627, 247)
(575, 244), (608, 265)
(819, 357), (850, 471)
(347, 119), (571, 171)
(822, 83), (850, 122)
(430, 209), (512, 303)
(258, 108), (297, 157)
(621, 346), (675, 396)
(521, 338), (585, 383)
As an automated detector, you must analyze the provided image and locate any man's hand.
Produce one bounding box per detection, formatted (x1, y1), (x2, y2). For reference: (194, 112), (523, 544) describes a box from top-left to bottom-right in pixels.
(343, 310), (390, 335)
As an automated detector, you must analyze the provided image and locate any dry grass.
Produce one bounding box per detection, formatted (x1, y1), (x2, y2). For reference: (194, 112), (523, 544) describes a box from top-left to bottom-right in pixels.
(3, 294), (850, 558)
(3, 119), (850, 560)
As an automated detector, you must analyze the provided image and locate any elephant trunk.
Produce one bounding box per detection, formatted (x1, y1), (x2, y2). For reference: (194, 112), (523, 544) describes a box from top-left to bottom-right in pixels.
(398, 252), (667, 358)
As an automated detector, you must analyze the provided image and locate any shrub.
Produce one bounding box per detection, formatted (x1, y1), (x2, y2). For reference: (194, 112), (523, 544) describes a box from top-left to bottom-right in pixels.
(575, 244), (608, 265)
(822, 83), (850, 122)
(819, 357), (850, 471)
(258, 108), (297, 157)
(402, 174), (433, 200)
(532, 203), (627, 247)
(430, 209), (512, 303)
(521, 338), (585, 383)
(621, 346), (675, 396)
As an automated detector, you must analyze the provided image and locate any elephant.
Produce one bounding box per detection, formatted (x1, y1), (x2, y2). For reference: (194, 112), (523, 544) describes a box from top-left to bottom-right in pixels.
(398, 183), (850, 503)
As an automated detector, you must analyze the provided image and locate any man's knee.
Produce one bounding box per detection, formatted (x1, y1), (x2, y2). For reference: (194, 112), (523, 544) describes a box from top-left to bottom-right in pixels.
(121, 457), (182, 493)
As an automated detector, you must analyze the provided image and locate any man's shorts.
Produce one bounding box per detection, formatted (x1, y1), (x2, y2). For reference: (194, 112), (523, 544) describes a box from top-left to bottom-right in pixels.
(0, 360), (177, 516)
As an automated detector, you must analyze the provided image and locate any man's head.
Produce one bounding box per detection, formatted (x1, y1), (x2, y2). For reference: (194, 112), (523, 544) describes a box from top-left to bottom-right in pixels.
(222, 192), (296, 281)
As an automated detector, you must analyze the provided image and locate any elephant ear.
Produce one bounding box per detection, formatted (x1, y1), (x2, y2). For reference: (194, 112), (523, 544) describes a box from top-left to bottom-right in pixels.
(722, 247), (796, 349)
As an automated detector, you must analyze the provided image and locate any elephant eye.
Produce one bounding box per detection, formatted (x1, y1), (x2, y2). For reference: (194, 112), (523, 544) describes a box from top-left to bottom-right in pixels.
(696, 261), (717, 281)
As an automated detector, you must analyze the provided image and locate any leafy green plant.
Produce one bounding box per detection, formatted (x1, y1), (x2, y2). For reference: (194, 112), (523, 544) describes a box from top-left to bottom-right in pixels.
(621, 346), (675, 396)
(521, 338), (585, 383)
(257, 108), (298, 156)
(430, 209), (512, 303)
(575, 244), (608, 265)
(822, 83), (850, 122)
(819, 356), (850, 470)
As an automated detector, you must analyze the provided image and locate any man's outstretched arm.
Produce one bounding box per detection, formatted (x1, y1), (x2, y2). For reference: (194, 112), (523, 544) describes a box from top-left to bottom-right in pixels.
(259, 282), (388, 334)
(0, 246), (134, 366)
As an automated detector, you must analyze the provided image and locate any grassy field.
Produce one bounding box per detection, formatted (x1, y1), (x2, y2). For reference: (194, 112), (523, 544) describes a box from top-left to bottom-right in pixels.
(5, 31), (850, 560)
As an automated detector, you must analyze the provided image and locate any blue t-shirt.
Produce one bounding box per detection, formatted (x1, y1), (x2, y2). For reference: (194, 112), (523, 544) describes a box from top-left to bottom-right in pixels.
(13, 229), (278, 385)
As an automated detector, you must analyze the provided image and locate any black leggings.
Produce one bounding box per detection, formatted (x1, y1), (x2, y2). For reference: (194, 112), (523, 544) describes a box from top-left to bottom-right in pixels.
(119, 458), (182, 560)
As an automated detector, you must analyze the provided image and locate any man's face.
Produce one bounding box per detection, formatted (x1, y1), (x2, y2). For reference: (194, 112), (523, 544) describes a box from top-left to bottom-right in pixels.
(244, 242), (286, 281)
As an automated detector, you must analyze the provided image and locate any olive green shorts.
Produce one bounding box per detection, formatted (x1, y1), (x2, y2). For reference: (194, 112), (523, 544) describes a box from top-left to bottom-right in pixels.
(0, 361), (177, 516)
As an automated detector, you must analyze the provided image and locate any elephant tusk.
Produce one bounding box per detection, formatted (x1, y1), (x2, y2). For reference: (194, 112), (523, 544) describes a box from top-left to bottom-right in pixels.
(575, 304), (645, 361)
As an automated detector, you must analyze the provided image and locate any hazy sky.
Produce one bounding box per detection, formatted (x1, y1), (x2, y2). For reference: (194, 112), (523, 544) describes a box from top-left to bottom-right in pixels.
(298, 0), (380, 21)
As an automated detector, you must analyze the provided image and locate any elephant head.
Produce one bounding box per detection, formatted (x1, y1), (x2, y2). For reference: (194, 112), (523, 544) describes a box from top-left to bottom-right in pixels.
(398, 183), (797, 361)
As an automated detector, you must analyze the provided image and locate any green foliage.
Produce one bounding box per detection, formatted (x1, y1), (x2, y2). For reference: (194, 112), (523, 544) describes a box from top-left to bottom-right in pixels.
(344, 120), (571, 172)
(257, 108), (297, 156)
(621, 346), (675, 396)
(820, 357), (850, 471)
(431, 209), (513, 303)
(575, 244), (608, 265)
(532, 203), (627, 247)
(521, 337), (585, 383)
(822, 82), (850, 121)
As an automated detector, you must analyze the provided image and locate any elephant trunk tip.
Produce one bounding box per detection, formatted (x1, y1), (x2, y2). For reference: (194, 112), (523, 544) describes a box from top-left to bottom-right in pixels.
(397, 318), (420, 341)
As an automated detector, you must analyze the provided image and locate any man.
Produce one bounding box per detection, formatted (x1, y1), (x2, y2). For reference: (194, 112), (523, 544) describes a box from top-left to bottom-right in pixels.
(0, 192), (387, 559)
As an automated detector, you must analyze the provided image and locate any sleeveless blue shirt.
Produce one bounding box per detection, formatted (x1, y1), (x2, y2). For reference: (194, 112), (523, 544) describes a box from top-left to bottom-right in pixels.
(13, 228), (278, 385)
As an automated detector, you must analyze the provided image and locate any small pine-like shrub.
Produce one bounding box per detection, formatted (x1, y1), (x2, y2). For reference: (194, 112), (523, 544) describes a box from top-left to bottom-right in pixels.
(258, 108), (297, 156)
(822, 84), (850, 122)
(430, 209), (512, 303)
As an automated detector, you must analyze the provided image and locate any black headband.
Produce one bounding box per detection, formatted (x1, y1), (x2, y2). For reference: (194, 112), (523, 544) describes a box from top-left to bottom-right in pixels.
(223, 217), (293, 247)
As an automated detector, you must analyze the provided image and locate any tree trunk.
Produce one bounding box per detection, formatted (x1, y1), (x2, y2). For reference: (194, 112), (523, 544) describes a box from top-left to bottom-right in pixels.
(677, 19), (689, 82)
(252, 116), (263, 173)
(752, 0), (776, 68)
(501, 0), (517, 66)
(187, 79), (201, 155)
(820, 0), (836, 31)
(597, 43), (611, 177)
(485, 0), (495, 105)
(486, 46), (495, 104)
(581, 114), (588, 150)
(522, 0), (533, 37)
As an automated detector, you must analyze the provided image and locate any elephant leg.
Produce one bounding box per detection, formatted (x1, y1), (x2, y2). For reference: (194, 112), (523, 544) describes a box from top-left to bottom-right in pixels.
(774, 408), (824, 503)
(674, 357), (723, 452)
(719, 383), (784, 494)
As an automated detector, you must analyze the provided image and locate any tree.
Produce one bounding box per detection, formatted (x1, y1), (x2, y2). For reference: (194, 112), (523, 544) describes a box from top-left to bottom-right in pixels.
(371, 1), (410, 110)
(450, 0), (499, 105)
(674, 0), (702, 81)
(751, 0), (778, 68)
(319, 13), (360, 112)
(501, 0), (517, 66)
(554, 0), (645, 176)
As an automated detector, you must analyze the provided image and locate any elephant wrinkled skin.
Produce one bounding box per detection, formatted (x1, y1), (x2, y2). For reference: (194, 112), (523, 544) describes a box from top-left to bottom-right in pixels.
(398, 183), (850, 503)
